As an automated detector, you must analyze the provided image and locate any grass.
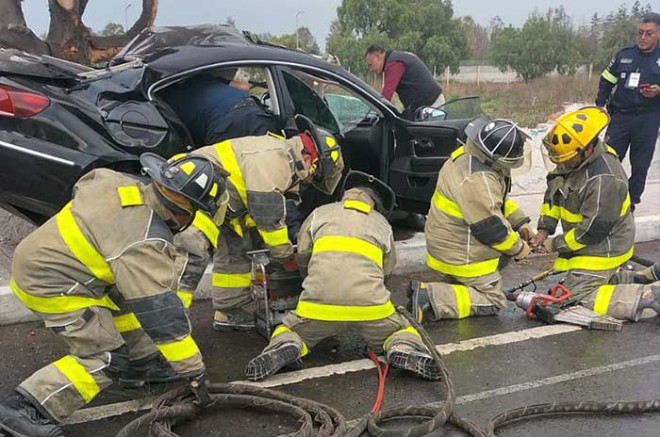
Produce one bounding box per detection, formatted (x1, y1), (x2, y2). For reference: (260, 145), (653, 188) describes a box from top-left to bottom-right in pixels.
(444, 74), (598, 128)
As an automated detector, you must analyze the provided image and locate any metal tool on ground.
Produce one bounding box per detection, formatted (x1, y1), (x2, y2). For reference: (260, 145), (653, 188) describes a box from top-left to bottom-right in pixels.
(505, 270), (623, 331)
(247, 247), (303, 339)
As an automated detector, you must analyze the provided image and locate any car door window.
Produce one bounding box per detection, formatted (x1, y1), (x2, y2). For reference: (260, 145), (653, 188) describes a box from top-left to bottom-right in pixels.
(281, 70), (340, 134)
(283, 69), (382, 135)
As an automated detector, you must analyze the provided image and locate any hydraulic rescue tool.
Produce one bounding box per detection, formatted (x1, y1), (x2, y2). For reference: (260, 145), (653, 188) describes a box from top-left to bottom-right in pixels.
(247, 248), (303, 339)
(504, 270), (623, 331)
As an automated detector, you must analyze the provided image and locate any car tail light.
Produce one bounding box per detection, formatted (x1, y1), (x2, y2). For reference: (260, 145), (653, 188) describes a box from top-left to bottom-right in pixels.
(0, 85), (50, 118)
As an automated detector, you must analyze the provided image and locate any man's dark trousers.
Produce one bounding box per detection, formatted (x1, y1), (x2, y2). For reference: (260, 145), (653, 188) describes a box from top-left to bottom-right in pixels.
(606, 109), (660, 205)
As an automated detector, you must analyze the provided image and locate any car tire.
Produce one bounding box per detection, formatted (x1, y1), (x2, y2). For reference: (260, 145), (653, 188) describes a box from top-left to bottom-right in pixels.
(404, 213), (426, 231)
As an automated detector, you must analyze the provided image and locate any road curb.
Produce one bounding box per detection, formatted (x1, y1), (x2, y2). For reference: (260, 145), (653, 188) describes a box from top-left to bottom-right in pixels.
(1, 217), (658, 327)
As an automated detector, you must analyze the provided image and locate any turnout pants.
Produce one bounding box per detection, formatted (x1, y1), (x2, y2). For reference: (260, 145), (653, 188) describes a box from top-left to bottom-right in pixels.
(426, 271), (506, 320)
(263, 311), (428, 357)
(562, 267), (646, 321)
(606, 109), (660, 205)
(17, 296), (159, 421)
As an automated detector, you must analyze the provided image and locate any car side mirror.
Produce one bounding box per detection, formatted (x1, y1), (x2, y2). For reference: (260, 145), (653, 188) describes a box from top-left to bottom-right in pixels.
(414, 106), (447, 122)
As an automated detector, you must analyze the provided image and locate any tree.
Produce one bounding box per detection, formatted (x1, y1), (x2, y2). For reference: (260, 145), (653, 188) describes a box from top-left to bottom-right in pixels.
(462, 16), (490, 60)
(0, 0), (159, 64)
(268, 26), (320, 54)
(100, 23), (125, 36)
(326, 0), (469, 76)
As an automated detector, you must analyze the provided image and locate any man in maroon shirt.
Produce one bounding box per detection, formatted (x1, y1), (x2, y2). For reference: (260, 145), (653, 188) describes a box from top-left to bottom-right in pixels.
(365, 45), (444, 119)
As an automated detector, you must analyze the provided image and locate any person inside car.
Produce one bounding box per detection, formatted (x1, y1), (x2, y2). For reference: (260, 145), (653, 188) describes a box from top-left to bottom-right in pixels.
(161, 68), (276, 147)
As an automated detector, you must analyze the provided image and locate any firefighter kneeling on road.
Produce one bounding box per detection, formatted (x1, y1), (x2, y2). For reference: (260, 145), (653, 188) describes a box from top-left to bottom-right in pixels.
(245, 171), (441, 382)
(530, 106), (660, 320)
(178, 115), (344, 331)
(0, 153), (227, 437)
(407, 118), (535, 321)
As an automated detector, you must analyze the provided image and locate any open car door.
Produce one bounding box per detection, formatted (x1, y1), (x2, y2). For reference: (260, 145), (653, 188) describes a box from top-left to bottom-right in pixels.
(388, 97), (481, 214)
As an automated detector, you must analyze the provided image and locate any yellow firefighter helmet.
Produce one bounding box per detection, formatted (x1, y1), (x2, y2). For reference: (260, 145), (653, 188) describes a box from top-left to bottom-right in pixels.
(542, 106), (610, 164)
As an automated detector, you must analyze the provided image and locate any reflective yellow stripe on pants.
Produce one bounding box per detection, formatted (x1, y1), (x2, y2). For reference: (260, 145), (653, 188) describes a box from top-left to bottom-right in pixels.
(113, 312), (141, 333)
(382, 326), (421, 349)
(156, 335), (200, 363)
(53, 355), (101, 404)
(452, 285), (471, 318)
(593, 285), (615, 315)
(271, 325), (309, 356)
(212, 272), (251, 289)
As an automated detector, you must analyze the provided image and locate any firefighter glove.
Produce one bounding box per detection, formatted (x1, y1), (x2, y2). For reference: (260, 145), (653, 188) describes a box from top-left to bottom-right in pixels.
(513, 240), (530, 262)
(279, 254), (299, 272)
(542, 236), (555, 254)
(518, 223), (536, 242)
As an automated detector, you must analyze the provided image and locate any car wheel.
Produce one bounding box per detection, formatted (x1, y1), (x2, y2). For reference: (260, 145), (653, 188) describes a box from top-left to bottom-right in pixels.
(404, 213), (427, 231)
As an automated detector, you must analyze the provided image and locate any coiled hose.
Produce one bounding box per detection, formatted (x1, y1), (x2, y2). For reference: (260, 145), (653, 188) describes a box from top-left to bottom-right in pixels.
(115, 307), (659, 437)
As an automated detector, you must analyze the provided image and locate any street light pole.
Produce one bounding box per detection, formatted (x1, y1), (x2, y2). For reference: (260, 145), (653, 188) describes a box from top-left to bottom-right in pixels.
(124, 3), (132, 31)
(295, 10), (304, 49)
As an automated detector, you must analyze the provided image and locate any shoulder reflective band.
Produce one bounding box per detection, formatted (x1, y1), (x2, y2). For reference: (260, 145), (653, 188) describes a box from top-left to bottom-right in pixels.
(156, 335), (200, 363)
(491, 231), (519, 252)
(113, 312), (141, 333)
(53, 355), (101, 404)
(296, 300), (395, 321)
(452, 284), (472, 318)
(271, 325), (309, 356)
(504, 199), (519, 218)
(312, 236), (383, 268)
(259, 227), (289, 247)
(564, 228), (587, 251)
(267, 131), (285, 140)
(620, 193), (631, 217)
(192, 212), (219, 248)
(432, 191), (463, 219)
(426, 253), (500, 278)
(177, 291), (193, 309)
(56, 203), (115, 284)
(593, 285), (615, 314)
(553, 247), (633, 272)
(10, 277), (119, 314)
(601, 69), (618, 84)
(606, 145), (619, 158)
(451, 146), (465, 160)
(214, 141), (247, 206)
(212, 272), (252, 289)
(343, 200), (372, 214)
(117, 186), (143, 207)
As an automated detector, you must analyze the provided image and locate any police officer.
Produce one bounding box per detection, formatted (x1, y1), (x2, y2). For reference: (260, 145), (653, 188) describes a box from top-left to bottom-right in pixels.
(245, 171), (441, 382)
(595, 13), (660, 210)
(0, 153), (226, 437)
(530, 107), (659, 321)
(185, 115), (344, 331)
(407, 118), (534, 322)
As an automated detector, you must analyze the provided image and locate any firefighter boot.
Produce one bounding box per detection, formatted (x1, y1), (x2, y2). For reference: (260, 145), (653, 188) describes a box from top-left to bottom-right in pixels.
(406, 280), (433, 323)
(213, 308), (255, 331)
(0, 392), (63, 437)
(245, 342), (302, 381)
(385, 343), (442, 381)
(119, 354), (183, 387)
(635, 263), (660, 284)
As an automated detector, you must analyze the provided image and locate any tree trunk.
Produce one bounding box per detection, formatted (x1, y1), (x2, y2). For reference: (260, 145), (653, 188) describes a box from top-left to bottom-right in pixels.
(0, 0), (158, 65)
(0, 0), (51, 54)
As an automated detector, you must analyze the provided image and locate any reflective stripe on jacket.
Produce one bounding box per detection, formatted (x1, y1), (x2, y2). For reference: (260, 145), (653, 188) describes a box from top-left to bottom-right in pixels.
(425, 143), (529, 278)
(295, 190), (396, 321)
(537, 142), (635, 272)
(11, 169), (202, 374)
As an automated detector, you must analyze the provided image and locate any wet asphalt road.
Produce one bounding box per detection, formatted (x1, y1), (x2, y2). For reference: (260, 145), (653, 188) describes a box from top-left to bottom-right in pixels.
(0, 242), (658, 436)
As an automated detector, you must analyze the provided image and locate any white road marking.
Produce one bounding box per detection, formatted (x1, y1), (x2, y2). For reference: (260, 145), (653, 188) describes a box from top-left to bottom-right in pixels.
(65, 324), (581, 425)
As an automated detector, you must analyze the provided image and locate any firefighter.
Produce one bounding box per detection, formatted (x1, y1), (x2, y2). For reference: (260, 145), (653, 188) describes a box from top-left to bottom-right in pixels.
(0, 153), (226, 437)
(530, 106), (659, 321)
(407, 118), (534, 321)
(184, 115), (344, 331)
(245, 171), (441, 382)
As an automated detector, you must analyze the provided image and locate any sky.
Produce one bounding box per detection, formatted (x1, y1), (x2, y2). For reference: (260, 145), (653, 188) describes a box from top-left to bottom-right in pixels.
(21, 0), (660, 51)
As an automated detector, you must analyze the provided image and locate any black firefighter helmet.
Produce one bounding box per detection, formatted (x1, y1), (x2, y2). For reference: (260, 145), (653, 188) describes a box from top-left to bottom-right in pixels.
(341, 170), (396, 217)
